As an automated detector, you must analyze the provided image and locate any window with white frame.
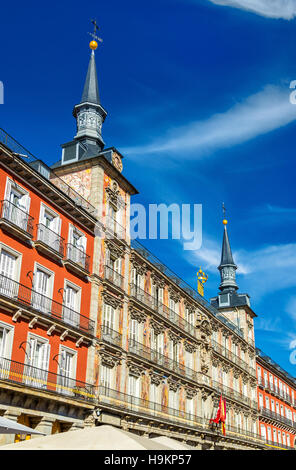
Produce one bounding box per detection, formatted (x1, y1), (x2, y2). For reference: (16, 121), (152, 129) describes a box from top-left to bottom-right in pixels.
(38, 204), (61, 251)
(260, 424), (266, 440)
(100, 364), (113, 389)
(130, 318), (139, 344)
(267, 427), (272, 441)
(0, 321), (14, 366)
(169, 389), (178, 410)
(25, 334), (50, 389)
(5, 178), (30, 212)
(0, 245), (21, 295)
(103, 304), (116, 333)
(57, 346), (77, 395)
(278, 430), (281, 443)
(32, 264), (54, 313)
(63, 282), (81, 327)
(150, 382), (157, 404)
(67, 225), (87, 265)
(128, 374), (140, 398)
(186, 397), (194, 416)
(273, 428), (277, 443)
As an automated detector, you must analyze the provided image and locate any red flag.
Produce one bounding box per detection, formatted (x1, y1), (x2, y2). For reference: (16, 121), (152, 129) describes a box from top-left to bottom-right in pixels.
(209, 395), (226, 436)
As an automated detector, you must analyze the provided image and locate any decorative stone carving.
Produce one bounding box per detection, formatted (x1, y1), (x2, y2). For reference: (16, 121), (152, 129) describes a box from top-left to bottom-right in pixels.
(185, 387), (197, 399)
(233, 368), (240, 379)
(149, 371), (162, 386)
(184, 341), (196, 353)
(151, 273), (165, 289)
(99, 352), (120, 368)
(102, 290), (123, 309)
(150, 320), (165, 336)
(127, 361), (146, 377)
(167, 377), (180, 392)
(129, 308), (146, 324)
(168, 287), (181, 303)
(106, 181), (125, 209)
(131, 259), (147, 276)
(168, 330), (180, 344)
(105, 240), (124, 260)
(196, 312), (212, 335)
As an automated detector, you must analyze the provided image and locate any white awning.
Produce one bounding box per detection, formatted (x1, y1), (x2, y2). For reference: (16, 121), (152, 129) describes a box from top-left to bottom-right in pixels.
(0, 416), (44, 435)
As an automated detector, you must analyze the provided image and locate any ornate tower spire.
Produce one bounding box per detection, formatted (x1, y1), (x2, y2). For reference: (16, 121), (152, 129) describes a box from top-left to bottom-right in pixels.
(73, 21), (107, 149)
(218, 205), (238, 293)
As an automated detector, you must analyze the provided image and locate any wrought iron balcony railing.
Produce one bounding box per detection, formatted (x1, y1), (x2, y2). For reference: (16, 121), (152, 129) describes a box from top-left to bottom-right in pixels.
(0, 200), (34, 236)
(36, 223), (65, 256)
(211, 339), (251, 373)
(98, 386), (265, 445)
(0, 273), (95, 335)
(0, 127), (97, 217)
(130, 283), (195, 338)
(100, 325), (122, 348)
(104, 265), (124, 290)
(0, 356), (96, 402)
(65, 243), (90, 273)
(98, 385), (205, 429)
(259, 406), (295, 428)
(211, 379), (250, 406)
(105, 215), (126, 240)
(128, 338), (197, 382)
(131, 239), (244, 340)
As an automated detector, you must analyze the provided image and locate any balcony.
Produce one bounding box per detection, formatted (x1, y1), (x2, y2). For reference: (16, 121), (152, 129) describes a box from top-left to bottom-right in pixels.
(129, 283), (196, 339)
(211, 379), (250, 406)
(0, 200), (34, 241)
(128, 338), (197, 382)
(34, 224), (64, 261)
(260, 407), (295, 428)
(211, 339), (252, 374)
(100, 325), (122, 348)
(105, 215), (126, 241)
(64, 243), (90, 276)
(104, 265), (124, 291)
(0, 272), (95, 335)
(98, 385), (205, 429)
(0, 357), (95, 403)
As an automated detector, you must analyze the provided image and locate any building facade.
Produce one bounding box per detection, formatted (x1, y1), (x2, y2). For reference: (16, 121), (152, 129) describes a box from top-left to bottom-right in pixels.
(0, 130), (97, 445)
(257, 348), (296, 450)
(0, 39), (294, 450)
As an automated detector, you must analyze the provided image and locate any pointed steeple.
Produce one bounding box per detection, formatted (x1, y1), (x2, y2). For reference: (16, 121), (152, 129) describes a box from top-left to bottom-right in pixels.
(218, 218), (238, 293)
(80, 50), (100, 105)
(72, 40), (107, 149)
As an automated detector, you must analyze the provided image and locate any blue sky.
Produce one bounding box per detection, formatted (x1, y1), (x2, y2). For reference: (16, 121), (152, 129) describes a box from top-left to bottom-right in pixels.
(1, 0), (296, 373)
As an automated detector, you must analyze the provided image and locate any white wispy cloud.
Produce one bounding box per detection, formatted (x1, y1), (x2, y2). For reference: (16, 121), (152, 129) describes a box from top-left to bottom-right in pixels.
(123, 85), (296, 160)
(208, 0), (296, 19)
(186, 239), (296, 298)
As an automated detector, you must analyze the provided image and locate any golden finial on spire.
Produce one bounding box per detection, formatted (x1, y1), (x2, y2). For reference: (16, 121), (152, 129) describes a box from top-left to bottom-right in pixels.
(88, 19), (103, 51)
(222, 202), (228, 225)
(197, 267), (208, 297)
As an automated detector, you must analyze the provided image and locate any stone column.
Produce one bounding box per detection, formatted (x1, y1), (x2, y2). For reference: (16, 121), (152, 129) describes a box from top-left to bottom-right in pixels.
(30, 418), (54, 439)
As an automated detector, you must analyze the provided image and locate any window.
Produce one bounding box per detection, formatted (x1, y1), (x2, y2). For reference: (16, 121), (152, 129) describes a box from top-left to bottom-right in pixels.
(150, 383), (157, 404)
(128, 375), (140, 398)
(169, 389), (178, 409)
(58, 347), (77, 396)
(186, 398), (194, 416)
(63, 282), (80, 327)
(267, 427), (271, 441)
(25, 335), (50, 389)
(0, 245), (22, 299)
(100, 365), (112, 389)
(260, 424), (266, 440)
(5, 179), (30, 212)
(67, 225), (87, 265)
(103, 304), (116, 332)
(273, 429), (277, 443)
(38, 204), (61, 251)
(130, 319), (139, 344)
(0, 322), (14, 378)
(32, 265), (53, 313)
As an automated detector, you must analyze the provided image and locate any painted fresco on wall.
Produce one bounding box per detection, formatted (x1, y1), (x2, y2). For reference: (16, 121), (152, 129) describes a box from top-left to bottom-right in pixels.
(58, 168), (92, 202)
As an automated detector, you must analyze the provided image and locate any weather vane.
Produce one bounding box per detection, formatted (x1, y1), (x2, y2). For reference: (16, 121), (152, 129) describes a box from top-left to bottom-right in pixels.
(222, 202), (228, 226)
(88, 19), (103, 51)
